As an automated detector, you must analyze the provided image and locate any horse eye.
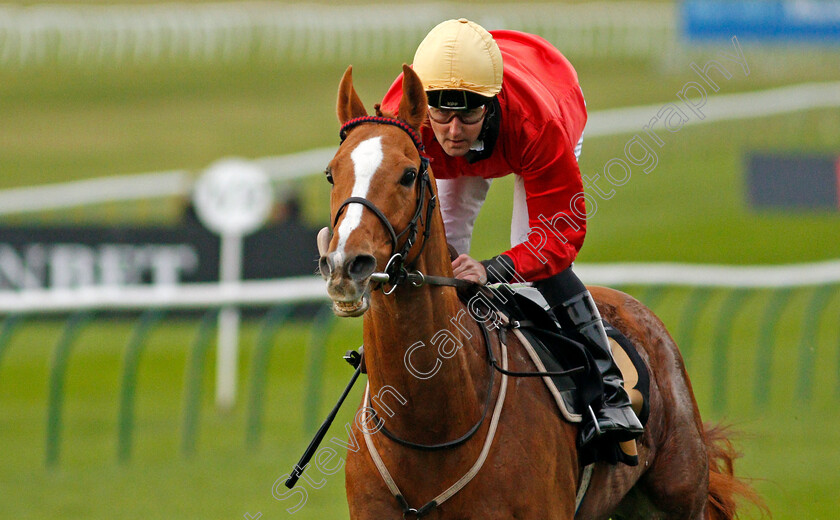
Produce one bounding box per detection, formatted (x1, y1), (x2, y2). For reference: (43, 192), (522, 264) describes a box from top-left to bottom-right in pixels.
(324, 167), (334, 185)
(400, 168), (417, 187)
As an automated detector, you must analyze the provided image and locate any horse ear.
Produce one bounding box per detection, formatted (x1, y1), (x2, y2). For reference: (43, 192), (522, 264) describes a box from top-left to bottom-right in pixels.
(398, 64), (428, 131)
(337, 66), (368, 124)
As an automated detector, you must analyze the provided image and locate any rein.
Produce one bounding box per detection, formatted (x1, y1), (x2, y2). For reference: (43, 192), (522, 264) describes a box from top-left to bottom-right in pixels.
(366, 311), (497, 452)
(363, 294), (584, 453)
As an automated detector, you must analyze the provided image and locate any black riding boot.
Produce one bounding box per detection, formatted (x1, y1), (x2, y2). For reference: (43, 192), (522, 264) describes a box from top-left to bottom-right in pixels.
(535, 268), (644, 447)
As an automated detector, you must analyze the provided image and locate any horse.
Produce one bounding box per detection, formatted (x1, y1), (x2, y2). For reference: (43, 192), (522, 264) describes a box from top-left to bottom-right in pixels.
(317, 63), (764, 519)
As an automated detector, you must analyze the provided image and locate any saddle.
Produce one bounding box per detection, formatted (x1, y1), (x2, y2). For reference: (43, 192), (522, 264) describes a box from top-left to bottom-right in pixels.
(460, 284), (651, 465)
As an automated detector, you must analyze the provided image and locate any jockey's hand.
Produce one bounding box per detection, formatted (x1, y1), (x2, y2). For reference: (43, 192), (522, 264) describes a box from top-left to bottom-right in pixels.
(452, 254), (488, 285)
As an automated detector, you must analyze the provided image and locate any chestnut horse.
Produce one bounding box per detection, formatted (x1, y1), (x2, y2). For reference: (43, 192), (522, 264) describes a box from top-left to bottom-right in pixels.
(318, 64), (762, 519)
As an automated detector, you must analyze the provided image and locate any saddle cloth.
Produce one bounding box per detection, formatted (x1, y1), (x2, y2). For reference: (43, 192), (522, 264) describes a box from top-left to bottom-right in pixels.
(482, 285), (651, 427)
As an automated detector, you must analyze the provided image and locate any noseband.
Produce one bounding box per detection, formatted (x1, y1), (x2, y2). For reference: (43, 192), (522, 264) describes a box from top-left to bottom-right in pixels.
(334, 116), (440, 291)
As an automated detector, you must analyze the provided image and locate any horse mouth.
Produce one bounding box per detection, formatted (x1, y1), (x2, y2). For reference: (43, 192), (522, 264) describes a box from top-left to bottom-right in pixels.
(331, 293), (370, 317)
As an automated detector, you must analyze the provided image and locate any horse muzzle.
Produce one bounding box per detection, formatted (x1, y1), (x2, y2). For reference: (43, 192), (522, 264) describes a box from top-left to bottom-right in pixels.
(319, 250), (377, 317)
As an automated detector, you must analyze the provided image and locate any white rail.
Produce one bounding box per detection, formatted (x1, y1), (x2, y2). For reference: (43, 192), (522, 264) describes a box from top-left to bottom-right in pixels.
(0, 2), (673, 67)
(0, 148), (338, 216)
(1, 260), (839, 315)
(575, 260), (840, 289)
(0, 277), (325, 314)
(4, 81), (840, 217)
(1, 261), (835, 409)
(0, 170), (192, 215)
(585, 81), (840, 137)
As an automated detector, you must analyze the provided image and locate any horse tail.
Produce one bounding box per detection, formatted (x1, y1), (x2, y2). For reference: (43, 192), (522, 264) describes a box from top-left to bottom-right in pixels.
(704, 423), (769, 520)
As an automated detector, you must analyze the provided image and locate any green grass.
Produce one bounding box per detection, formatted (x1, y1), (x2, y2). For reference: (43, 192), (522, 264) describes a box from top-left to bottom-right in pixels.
(0, 286), (838, 519)
(0, 313), (364, 519)
(2, 9), (840, 518)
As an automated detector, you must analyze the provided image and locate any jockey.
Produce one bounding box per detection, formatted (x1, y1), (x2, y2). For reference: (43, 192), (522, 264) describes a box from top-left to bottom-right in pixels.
(381, 18), (643, 453)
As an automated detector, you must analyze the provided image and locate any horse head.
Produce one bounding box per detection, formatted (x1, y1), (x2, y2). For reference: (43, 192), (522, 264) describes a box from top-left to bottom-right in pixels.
(318, 64), (431, 317)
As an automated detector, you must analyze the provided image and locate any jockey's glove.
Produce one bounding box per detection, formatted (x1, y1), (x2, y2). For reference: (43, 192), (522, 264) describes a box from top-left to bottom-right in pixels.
(480, 254), (517, 284)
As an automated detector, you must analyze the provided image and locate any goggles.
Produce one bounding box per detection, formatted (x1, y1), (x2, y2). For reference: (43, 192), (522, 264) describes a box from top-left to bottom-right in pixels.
(427, 105), (487, 125)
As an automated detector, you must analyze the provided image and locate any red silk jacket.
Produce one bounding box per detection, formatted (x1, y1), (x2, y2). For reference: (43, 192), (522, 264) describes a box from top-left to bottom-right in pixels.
(381, 30), (588, 281)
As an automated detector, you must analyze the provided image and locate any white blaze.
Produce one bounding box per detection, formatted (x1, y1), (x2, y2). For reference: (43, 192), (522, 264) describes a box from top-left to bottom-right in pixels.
(336, 136), (383, 255)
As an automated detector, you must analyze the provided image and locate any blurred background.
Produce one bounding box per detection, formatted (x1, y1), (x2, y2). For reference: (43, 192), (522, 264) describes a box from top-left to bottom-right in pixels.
(1, 0), (838, 518)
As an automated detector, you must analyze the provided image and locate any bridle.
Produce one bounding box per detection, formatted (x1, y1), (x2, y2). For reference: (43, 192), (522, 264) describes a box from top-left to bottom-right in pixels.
(334, 116), (471, 293)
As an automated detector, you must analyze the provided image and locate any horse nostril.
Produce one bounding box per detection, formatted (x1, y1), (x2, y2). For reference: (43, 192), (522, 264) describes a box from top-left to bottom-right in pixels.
(346, 254), (377, 281)
(318, 256), (332, 278)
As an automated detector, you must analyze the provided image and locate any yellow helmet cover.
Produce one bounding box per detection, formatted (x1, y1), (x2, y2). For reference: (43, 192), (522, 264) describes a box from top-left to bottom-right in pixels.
(413, 18), (504, 97)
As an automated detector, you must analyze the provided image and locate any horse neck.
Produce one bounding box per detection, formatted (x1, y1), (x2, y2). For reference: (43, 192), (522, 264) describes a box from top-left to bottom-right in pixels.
(363, 229), (487, 439)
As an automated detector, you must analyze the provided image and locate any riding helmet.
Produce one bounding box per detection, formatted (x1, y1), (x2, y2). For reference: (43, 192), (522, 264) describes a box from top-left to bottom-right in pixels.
(413, 18), (503, 109)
